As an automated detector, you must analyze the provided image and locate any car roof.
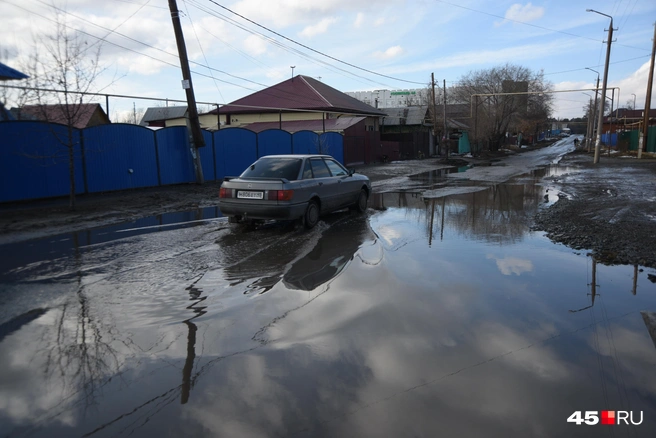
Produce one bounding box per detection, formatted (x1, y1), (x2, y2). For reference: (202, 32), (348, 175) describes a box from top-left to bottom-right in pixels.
(258, 154), (332, 159)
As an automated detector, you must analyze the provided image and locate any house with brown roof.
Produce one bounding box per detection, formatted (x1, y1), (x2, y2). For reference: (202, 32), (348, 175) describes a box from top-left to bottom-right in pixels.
(11, 103), (110, 128)
(190, 75), (386, 132)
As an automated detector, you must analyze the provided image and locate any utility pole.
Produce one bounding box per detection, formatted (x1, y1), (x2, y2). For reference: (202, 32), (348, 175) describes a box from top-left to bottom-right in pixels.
(443, 79), (449, 159)
(431, 73), (438, 156)
(639, 22), (656, 159)
(589, 10), (615, 164)
(168, 0), (205, 184)
(590, 75), (600, 152)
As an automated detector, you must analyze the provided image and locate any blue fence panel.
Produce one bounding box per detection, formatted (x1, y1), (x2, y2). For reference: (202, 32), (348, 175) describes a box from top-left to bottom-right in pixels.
(319, 132), (344, 164)
(215, 128), (257, 178)
(0, 121), (84, 202)
(257, 129), (292, 157)
(601, 133), (618, 146)
(83, 124), (159, 192)
(156, 126), (195, 185)
(538, 132), (546, 141)
(198, 130), (215, 181)
(291, 130), (319, 154)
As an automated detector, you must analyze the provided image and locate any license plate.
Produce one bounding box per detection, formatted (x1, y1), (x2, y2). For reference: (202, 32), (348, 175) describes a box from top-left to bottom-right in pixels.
(237, 190), (263, 199)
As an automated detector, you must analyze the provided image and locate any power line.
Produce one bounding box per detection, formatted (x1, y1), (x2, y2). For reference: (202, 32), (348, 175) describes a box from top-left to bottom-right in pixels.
(186, 0), (394, 88)
(23, 0), (268, 90)
(5, 0), (260, 91)
(181, 0), (225, 102)
(203, 0), (427, 85)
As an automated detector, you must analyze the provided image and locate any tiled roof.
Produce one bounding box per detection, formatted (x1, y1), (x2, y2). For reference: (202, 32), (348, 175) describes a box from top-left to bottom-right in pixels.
(212, 76), (385, 117)
(233, 117), (366, 133)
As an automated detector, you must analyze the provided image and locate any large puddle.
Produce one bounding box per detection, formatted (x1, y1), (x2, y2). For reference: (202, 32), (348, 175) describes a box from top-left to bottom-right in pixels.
(1, 165), (655, 437)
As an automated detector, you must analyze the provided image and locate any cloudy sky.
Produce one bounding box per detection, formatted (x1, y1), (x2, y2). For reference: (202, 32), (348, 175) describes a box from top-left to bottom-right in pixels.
(1, 0), (655, 120)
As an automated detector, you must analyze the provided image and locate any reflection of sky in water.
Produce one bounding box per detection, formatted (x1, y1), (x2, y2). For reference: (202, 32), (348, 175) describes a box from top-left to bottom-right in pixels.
(1, 182), (656, 437)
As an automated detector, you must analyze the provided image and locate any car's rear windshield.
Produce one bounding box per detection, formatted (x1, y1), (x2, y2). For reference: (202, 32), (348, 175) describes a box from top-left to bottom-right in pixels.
(240, 158), (302, 180)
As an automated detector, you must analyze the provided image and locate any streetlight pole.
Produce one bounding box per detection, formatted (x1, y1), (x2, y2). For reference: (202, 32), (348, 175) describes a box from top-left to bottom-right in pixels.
(586, 67), (600, 152)
(587, 9), (615, 164)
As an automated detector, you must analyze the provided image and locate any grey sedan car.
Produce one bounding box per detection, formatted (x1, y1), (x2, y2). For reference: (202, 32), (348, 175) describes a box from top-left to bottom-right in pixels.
(218, 155), (371, 229)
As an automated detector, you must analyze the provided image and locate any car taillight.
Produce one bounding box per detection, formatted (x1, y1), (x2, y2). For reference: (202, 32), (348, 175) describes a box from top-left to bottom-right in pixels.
(277, 190), (294, 201)
(266, 190), (294, 201)
(219, 187), (233, 198)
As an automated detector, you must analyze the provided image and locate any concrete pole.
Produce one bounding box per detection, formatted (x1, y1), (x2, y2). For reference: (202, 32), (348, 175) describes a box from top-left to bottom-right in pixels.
(593, 15), (614, 164)
(431, 72), (438, 156)
(586, 98), (593, 149)
(591, 76), (600, 152)
(639, 22), (656, 159)
(443, 79), (449, 159)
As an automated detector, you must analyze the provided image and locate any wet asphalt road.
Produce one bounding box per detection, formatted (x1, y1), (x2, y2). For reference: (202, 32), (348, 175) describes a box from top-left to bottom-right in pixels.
(1, 140), (656, 437)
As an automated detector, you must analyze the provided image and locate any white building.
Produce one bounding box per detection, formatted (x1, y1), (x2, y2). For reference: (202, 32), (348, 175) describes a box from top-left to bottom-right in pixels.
(345, 89), (431, 109)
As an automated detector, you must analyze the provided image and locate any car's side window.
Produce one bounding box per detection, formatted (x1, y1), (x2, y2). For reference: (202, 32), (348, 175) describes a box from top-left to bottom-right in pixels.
(302, 160), (313, 179)
(310, 159), (331, 178)
(324, 159), (348, 176)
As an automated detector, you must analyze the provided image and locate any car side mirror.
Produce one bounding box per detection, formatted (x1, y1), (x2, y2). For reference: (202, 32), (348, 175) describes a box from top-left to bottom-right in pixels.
(348, 168), (355, 176)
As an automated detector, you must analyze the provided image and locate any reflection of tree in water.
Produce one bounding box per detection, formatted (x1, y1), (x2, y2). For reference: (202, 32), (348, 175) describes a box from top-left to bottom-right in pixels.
(428, 182), (544, 244)
(43, 233), (124, 414)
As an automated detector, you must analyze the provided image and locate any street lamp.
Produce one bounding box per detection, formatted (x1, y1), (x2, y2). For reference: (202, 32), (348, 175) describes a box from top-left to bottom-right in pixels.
(586, 9), (614, 163)
(585, 67), (600, 151)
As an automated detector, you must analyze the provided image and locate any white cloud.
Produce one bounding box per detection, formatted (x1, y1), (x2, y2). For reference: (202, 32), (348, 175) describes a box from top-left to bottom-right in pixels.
(487, 255), (534, 276)
(243, 34), (268, 56)
(354, 12), (364, 28)
(373, 45), (404, 60)
(299, 17), (337, 38)
(233, 0), (395, 28)
(496, 2), (545, 26)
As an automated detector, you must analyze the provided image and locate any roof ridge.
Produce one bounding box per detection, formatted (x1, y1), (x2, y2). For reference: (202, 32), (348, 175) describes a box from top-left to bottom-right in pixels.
(299, 76), (332, 108)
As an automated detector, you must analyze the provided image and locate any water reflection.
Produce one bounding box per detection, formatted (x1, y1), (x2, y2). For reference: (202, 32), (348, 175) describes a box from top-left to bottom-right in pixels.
(376, 179), (545, 246)
(218, 213), (373, 293)
(2, 164), (656, 437)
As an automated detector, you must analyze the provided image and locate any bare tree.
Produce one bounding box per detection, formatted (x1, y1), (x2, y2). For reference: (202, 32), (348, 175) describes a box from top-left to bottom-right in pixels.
(454, 64), (553, 151)
(24, 9), (105, 209)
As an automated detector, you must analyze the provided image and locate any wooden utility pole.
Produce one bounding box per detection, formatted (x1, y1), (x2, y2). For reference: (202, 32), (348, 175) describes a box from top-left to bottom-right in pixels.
(443, 79), (449, 159)
(168, 0), (205, 184)
(431, 73), (438, 156)
(639, 22), (656, 159)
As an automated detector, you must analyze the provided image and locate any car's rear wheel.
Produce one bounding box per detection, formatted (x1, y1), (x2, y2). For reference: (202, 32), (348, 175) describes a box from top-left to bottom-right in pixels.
(304, 200), (319, 229)
(351, 189), (368, 213)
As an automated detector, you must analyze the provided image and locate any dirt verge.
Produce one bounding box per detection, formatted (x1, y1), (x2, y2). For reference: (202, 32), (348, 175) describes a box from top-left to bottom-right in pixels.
(532, 151), (656, 268)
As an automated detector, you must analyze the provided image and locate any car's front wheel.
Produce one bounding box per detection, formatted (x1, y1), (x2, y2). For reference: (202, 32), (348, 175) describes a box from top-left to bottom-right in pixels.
(304, 200), (319, 229)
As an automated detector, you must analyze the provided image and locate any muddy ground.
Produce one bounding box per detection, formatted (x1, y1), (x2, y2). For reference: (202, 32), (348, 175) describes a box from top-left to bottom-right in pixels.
(1, 146), (655, 269)
(533, 150), (656, 268)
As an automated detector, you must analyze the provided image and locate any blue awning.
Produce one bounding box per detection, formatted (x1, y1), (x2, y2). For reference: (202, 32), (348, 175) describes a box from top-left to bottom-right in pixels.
(0, 62), (28, 81)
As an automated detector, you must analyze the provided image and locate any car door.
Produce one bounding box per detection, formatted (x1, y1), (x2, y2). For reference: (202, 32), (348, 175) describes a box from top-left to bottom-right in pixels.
(309, 158), (340, 212)
(323, 158), (357, 208)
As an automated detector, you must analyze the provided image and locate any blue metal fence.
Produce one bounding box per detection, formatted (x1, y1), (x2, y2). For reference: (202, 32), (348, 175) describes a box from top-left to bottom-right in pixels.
(601, 133), (618, 146)
(0, 121), (344, 202)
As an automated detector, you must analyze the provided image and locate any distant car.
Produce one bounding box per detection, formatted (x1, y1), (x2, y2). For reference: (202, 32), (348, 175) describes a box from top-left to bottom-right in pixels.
(218, 155), (371, 229)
